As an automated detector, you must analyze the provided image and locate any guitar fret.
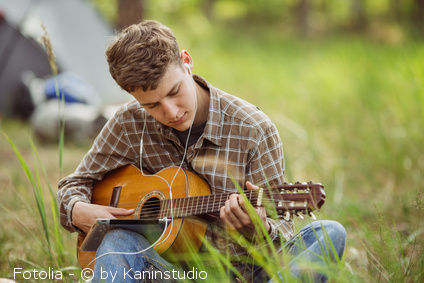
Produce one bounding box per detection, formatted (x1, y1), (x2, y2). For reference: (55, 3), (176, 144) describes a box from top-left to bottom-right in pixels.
(189, 197), (193, 217)
(214, 194), (217, 213)
(168, 199), (172, 218)
(187, 197), (191, 217)
(190, 196), (194, 216)
(173, 198), (178, 218)
(167, 198), (170, 218)
(178, 198), (182, 217)
(170, 198), (174, 218)
(180, 198), (184, 217)
(201, 195), (204, 215)
(205, 195), (209, 214)
(181, 196), (185, 217)
(186, 197), (189, 217)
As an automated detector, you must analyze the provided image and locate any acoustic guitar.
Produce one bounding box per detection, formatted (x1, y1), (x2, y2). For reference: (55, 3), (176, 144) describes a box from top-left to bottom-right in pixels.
(77, 164), (325, 269)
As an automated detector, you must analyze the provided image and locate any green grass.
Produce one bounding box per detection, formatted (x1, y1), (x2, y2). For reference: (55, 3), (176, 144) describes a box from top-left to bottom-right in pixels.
(0, 24), (423, 282)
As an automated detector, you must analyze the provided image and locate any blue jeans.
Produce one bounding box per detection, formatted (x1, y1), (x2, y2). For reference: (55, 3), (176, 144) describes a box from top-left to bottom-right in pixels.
(269, 220), (346, 282)
(93, 220), (346, 282)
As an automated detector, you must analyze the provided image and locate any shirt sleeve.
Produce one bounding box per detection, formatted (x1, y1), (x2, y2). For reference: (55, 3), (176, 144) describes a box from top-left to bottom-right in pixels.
(56, 112), (136, 233)
(246, 123), (294, 244)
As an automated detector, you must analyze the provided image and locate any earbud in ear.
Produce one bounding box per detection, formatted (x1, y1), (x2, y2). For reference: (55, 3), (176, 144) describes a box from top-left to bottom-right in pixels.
(184, 63), (191, 74)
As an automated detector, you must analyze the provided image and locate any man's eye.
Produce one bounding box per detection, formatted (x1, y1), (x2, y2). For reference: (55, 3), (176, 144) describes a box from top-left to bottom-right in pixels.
(146, 104), (158, 109)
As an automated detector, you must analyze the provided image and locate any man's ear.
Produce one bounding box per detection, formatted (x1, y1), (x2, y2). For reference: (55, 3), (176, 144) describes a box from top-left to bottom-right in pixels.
(180, 49), (193, 70)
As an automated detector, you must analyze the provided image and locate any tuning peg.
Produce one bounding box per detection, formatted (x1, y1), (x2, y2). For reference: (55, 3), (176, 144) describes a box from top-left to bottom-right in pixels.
(296, 212), (304, 220)
(284, 211), (291, 221)
(308, 212), (316, 220)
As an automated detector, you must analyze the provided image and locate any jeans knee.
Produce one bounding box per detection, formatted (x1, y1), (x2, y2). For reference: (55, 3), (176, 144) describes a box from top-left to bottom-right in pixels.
(319, 220), (346, 257)
(311, 220), (346, 238)
(325, 220), (346, 240)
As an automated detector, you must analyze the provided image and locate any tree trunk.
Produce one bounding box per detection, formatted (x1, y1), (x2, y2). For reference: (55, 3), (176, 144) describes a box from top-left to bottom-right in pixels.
(117, 0), (144, 31)
(350, 0), (367, 30)
(295, 0), (309, 36)
(415, 0), (424, 26)
(390, 0), (401, 22)
(203, 0), (215, 21)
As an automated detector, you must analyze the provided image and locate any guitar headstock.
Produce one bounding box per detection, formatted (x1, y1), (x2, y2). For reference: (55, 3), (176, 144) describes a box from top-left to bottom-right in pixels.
(263, 181), (325, 220)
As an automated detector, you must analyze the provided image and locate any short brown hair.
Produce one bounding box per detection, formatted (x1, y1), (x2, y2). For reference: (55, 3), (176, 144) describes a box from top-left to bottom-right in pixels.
(106, 20), (181, 92)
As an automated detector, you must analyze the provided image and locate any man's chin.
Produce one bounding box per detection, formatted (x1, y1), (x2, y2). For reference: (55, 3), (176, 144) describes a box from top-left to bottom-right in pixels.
(170, 122), (190, 132)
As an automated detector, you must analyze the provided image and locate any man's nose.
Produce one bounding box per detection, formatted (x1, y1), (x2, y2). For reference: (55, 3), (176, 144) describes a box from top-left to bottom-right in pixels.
(162, 100), (178, 119)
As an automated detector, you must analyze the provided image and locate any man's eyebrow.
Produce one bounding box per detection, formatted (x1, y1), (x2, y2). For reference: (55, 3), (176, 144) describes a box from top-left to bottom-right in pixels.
(140, 81), (181, 106)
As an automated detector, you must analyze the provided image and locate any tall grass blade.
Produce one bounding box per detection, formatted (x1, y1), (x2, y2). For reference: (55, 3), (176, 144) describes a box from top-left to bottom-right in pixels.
(30, 138), (65, 267)
(2, 132), (52, 259)
(40, 24), (65, 177)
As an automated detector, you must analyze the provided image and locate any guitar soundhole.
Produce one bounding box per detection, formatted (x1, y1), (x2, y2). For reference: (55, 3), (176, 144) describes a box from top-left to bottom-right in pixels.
(140, 197), (161, 220)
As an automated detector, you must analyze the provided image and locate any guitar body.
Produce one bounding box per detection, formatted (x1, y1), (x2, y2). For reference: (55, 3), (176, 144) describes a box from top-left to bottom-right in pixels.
(77, 165), (210, 269)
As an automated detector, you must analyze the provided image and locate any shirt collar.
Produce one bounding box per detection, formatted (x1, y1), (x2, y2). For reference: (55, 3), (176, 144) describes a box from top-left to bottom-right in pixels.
(192, 74), (223, 147)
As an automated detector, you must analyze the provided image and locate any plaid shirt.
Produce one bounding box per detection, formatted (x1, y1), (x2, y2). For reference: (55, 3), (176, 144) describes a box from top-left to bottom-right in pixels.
(57, 75), (293, 257)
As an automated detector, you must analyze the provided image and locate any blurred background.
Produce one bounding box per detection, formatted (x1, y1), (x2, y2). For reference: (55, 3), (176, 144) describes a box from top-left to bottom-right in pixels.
(0, 0), (423, 282)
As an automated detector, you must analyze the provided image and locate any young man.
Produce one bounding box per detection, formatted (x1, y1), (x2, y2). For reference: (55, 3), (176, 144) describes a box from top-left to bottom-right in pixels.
(57, 20), (346, 282)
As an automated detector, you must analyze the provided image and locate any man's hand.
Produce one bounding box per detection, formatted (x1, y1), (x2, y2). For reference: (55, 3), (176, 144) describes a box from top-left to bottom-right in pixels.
(219, 181), (270, 239)
(72, 201), (134, 233)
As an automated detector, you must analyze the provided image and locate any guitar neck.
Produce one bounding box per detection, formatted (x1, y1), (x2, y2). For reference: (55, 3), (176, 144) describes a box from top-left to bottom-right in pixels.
(159, 191), (258, 219)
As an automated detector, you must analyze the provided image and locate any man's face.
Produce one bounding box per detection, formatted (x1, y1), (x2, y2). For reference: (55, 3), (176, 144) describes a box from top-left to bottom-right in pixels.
(130, 63), (198, 132)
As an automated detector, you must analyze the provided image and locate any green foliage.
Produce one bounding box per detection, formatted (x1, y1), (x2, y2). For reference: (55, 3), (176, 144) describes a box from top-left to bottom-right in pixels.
(1, 17), (423, 282)
(94, 0), (424, 37)
(91, 0), (118, 24)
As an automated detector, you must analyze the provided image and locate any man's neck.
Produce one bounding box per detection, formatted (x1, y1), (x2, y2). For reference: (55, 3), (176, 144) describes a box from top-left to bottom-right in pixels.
(192, 80), (210, 126)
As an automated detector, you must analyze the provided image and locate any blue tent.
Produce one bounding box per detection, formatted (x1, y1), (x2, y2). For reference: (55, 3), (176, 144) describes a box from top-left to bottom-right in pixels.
(0, 0), (129, 118)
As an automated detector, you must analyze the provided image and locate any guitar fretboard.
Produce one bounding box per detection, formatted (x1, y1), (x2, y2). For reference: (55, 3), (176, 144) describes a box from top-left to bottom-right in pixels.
(159, 191), (258, 218)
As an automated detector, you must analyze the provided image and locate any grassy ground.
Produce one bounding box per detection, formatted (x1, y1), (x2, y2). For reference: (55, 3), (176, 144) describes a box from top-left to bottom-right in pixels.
(0, 25), (423, 282)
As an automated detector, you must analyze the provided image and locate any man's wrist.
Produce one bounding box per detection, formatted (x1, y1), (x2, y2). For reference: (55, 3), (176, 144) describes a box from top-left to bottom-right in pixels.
(69, 199), (88, 233)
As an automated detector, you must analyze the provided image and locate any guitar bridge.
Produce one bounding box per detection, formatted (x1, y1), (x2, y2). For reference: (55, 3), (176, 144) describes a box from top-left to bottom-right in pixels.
(109, 186), (122, 207)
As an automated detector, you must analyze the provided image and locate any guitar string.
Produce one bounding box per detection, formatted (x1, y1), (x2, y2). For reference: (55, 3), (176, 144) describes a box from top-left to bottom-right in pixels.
(124, 187), (316, 212)
(137, 190), (309, 208)
(140, 199), (312, 220)
(136, 187), (310, 206)
(137, 192), (310, 218)
(133, 193), (307, 211)
(138, 201), (305, 220)
(123, 191), (313, 219)
(89, 69), (199, 266)
(140, 199), (296, 215)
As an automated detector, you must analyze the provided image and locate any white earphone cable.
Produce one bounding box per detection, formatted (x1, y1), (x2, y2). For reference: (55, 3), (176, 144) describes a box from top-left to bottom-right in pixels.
(89, 67), (198, 266)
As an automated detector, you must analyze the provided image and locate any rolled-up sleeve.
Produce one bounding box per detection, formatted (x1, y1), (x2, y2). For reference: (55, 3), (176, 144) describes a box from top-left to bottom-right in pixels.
(57, 111), (136, 232)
